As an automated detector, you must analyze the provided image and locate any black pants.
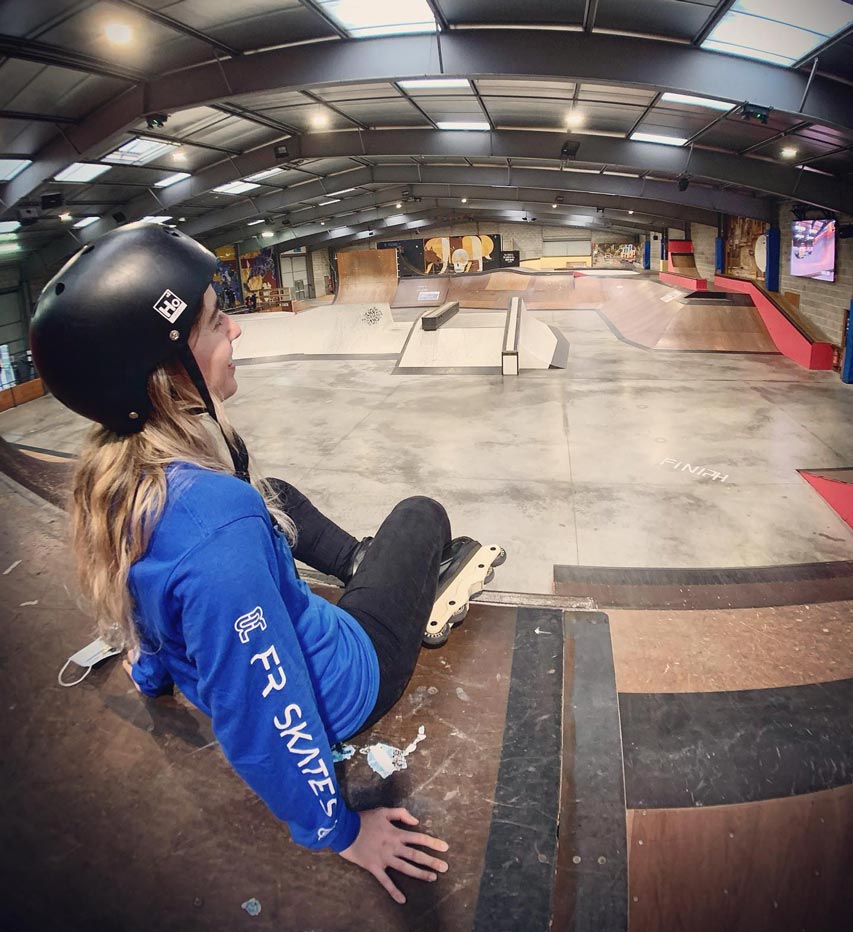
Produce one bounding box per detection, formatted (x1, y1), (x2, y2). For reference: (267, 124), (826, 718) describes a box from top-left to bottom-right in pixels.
(267, 479), (451, 734)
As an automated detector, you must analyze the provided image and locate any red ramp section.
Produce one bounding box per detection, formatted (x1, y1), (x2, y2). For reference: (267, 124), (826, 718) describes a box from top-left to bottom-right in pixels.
(660, 240), (708, 290)
(800, 469), (853, 528)
(714, 276), (834, 370)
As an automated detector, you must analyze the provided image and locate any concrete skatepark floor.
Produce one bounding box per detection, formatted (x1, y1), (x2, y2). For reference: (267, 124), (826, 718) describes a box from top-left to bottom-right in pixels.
(3, 302), (852, 595)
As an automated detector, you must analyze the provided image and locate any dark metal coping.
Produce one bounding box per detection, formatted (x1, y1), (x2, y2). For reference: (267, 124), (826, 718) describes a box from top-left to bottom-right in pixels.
(473, 608), (627, 932)
(553, 562), (853, 609)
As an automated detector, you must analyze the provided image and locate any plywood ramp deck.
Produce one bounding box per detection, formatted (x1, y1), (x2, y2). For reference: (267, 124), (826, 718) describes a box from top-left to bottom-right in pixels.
(335, 249), (398, 304)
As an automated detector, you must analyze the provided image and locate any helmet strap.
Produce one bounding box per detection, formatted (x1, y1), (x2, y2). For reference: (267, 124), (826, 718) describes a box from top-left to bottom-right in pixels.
(177, 346), (250, 483)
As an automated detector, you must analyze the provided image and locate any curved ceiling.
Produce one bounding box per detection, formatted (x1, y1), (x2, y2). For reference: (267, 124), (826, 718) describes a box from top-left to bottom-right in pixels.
(1, 0), (851, 267)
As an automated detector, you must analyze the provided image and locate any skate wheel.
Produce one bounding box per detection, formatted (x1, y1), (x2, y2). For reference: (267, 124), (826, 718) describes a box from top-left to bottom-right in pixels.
(423, 622), (450, 648)
(489, 546), (506, 567)
(450, 603), (469, 624)
(484, 567), (495, 585)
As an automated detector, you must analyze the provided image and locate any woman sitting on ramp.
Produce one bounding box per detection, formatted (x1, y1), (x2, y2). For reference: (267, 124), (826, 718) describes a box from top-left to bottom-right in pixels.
(29, 222), (501, 904)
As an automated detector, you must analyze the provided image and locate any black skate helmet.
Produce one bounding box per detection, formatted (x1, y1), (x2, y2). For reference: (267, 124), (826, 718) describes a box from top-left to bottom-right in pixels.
(30, 221), (217, 435)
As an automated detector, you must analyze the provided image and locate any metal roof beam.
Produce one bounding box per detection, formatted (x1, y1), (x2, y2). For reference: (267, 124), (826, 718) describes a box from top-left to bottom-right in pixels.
(288, 129), (844, 212)
(5, 30), (851, 212)
(0, 33), (146, 81)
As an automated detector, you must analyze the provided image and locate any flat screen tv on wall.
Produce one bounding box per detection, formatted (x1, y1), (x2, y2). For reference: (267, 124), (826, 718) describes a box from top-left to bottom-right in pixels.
(791, 219), (836, 282)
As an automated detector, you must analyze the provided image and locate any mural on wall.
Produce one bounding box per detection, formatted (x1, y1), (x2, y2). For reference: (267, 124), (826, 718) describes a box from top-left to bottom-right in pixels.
(725, 217), (769, 282)
(592, 239), (638, 268)
(424, 235), (500, 274)
(212, 245), (243, 309)
(240, 246), (279, 298)
(379, 234), (502, 276)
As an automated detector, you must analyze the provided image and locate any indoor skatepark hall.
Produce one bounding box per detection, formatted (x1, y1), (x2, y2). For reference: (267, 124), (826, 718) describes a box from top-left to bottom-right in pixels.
(2, 2), (853, 931)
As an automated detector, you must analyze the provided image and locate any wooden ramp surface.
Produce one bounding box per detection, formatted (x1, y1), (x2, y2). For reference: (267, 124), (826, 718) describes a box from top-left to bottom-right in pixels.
(335, 250), (398, 305)
(596, 279), (778, 353)
(3, 451), (851, 932)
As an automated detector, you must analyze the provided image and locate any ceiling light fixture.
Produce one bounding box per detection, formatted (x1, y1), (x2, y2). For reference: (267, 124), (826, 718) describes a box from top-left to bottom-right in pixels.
(660, 92), (732, 111)
(399, 79), (469, 90)
(73, 216), (99, 229)
(436, 121), (490, 131)
(630, 131), (688, 147)
(59, 212), (72, 222)
(395, 201), (402, 208)
(247, 218), (266, 226)
(565, 111), (585, 129)
(628, 210), (634, 215)
(245, 168), (284, 182)
(0, 221), (21, 233)
(781, 146), (799, 159)
(105, 22), (132, 44)
(139, 216), (172, 224)
(677, 176), (690, 192)
(261, 230), (274, 238)
(461, 197), (468, 204)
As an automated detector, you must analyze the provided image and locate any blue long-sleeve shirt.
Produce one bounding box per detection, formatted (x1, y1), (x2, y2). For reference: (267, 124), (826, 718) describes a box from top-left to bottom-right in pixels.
(128, 462), (380, 852)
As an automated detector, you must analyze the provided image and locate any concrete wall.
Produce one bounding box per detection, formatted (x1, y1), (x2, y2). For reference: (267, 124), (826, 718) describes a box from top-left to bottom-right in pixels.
(777, 203), (852, 346)
(692, 223), (718, 280)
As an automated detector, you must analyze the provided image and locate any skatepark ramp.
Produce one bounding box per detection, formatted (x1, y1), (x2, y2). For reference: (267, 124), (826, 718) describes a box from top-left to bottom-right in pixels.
(397, 297), (569, 374)
(800, 468), (853, 528)
(714, 275), (834, 369)
(3, 446), (851, 932)
(659, 240), (708, 290)
(233, 303), (409, 360)
(335, 249), (398, 305)
(392, 269), (582, 311)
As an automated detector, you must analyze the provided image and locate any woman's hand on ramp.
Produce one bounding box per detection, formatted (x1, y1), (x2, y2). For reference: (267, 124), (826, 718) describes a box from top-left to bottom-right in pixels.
(339, 807), (449, 904)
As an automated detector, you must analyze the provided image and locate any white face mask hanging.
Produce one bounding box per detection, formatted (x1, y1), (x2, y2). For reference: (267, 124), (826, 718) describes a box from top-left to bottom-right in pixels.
(57, 637), (122, 687)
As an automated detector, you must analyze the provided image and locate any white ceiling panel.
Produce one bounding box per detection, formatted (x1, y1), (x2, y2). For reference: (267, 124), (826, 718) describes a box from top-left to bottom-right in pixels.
(475, 80), (576, 99)
(311, 83), (402, 101)
(333, 100), (428, 128)
(577, 84), (657, 105)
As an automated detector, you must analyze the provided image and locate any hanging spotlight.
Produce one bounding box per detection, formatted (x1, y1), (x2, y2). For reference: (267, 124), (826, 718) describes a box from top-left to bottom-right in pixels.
(677, 176), (690, 192)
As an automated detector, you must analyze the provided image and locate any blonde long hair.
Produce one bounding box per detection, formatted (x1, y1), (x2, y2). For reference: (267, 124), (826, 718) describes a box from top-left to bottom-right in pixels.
(70, 362), (295, 654)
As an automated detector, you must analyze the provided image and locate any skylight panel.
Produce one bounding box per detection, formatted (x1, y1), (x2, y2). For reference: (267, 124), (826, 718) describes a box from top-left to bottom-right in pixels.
(0, 221), (21, 233)
(0, 159), (31, 181)
(55, 163), (111, 183)
(73, 216), (99, 229)
(701, 1), (852, 67)
(155, 172), (190, 188)
(103, 137), (178, 166)
(318, 0), (437, 38)
(213, 181), (261, 195)
(140, 216), (172, 223)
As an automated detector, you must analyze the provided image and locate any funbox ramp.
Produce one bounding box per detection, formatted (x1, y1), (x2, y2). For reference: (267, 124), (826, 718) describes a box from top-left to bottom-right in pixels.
(397, 306), (567, 371)
(233, 303), (408, 359)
